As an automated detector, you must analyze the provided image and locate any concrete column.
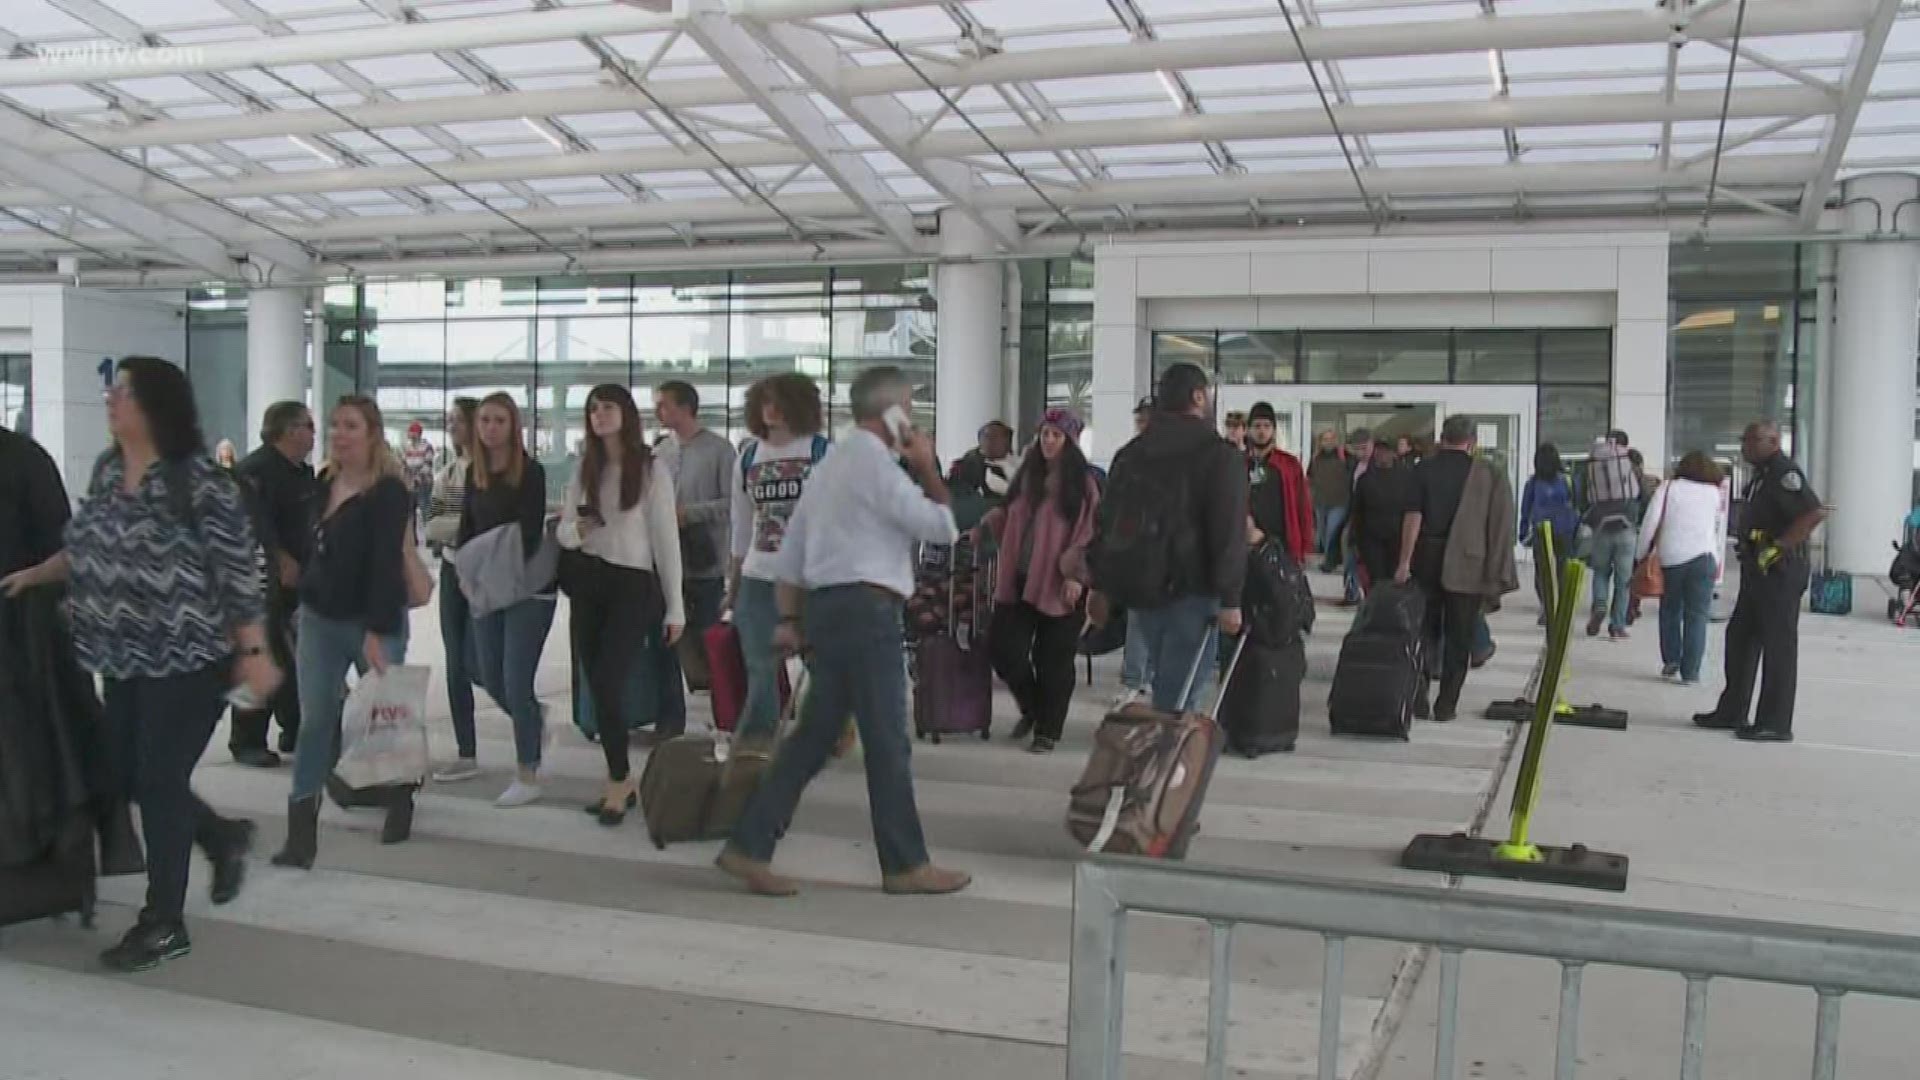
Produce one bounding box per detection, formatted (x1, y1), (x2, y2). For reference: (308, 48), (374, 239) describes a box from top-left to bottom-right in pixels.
(246, 286), (307, 445)
(1829, 172), (1920, 574)
(934, 210), (1013, 466)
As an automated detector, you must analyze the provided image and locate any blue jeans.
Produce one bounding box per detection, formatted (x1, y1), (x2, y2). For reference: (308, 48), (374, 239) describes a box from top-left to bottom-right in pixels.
(733, 576), (785, 740)
(728, 586), (930, 874)
(1342, 544), (1362, 603)
(473, 595), (556, 769)
(1133, 594), (1220, 713)
(1659, 554), (1716, 682)
(1316, 506), (1348, 563)
(1120, 617), (1152, 692)
(1587, 525), (1638, 630)
(648, 576), (726, 737)
(438, 561), (478, 759)
(292, 609), (408, 802)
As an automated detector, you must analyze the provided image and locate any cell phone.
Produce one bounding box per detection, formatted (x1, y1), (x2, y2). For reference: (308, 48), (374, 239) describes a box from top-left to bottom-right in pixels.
(881, 405), (912, 446)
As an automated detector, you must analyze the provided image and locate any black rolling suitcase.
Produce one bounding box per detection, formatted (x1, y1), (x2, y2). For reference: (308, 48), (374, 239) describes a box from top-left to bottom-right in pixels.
(0, 816), (98, 931)
(1221, 637), (1305, 757)
(1328, 582), (1425, 740)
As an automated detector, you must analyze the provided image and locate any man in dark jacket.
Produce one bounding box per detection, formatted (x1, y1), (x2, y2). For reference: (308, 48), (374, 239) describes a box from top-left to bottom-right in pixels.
(0, 423), (69, 582)
(1096, 363), (1248, 712)
(230, 402), (317, 767)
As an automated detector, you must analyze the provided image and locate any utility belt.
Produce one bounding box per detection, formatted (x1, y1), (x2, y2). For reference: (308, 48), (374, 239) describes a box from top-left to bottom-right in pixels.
(1736, 529), (1806, 565)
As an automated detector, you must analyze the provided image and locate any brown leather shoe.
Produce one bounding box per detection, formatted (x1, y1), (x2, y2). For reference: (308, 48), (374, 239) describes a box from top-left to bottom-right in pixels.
(716, 849), (799, 897)
(881, 864), (972, 896)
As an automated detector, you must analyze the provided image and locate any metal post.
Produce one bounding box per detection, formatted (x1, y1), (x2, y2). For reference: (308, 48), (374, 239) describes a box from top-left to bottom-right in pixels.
(1554, 961), (1585, 1080)
(1205, 921), (1233, 1080)
(1811, 989), (1845, 1080)
(1319, 935), (1347, 1080)
(1680, 975), (1711, 1080)
(1433, 948), (1463, 1080)
(1066, 863), (1126, 1080)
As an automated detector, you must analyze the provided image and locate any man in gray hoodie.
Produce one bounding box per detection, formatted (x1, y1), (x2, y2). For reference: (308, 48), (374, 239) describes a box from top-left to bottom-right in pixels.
(651, 380), (735, 739)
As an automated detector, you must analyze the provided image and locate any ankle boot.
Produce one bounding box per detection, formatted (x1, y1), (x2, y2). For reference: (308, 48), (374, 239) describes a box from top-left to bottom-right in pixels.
(381, 785), (416, 845)
(272, 795), (320, 869)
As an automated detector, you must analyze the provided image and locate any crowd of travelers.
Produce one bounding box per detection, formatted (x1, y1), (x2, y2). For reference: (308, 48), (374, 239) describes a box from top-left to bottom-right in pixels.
(0, 348), (1827, 974)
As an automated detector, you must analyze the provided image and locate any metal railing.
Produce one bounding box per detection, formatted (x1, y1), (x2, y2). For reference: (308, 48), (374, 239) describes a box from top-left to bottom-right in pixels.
(1066, 857), (1920, 1080)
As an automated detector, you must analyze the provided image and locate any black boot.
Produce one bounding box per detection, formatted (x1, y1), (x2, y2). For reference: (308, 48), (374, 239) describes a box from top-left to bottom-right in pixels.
(204, 818), (255, 905)
(272, 796), (319, 869)
(381, 785), (416, 845)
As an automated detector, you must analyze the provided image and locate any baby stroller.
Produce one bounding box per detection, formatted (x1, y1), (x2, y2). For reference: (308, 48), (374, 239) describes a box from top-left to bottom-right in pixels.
(1889, 510), (1920, 627)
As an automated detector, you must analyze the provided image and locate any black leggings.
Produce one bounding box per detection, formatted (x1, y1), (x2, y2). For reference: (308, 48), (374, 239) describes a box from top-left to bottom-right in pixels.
(988, 601), (1082, 742)
(569, 555), (664, 781)
(102, 663), (241, 923)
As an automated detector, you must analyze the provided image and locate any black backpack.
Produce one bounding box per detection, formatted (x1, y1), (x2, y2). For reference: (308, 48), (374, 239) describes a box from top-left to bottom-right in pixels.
(1089, 445), (1201, 610)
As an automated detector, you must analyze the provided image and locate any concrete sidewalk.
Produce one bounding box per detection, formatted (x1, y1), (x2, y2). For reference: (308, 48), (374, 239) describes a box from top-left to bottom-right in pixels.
(1377, 584), (1920, 1080)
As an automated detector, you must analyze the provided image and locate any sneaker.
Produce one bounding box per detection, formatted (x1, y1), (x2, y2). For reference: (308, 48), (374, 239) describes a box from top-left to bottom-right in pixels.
(1609, 627), (1630, 642)
(1029, 736), (1057, 754)
(100, 919), (191, 973)
(433, 758), (480, 783)
(1661, 664), (1681, 679)
(1110, 688), (1145, 711)
(494, 778), (542, 808)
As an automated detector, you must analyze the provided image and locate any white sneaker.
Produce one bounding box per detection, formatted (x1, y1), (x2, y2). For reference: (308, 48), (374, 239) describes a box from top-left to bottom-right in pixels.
(495, 779), (542, 808)
(432, 758), (480, 783)
(1110, 688), (1144, 711)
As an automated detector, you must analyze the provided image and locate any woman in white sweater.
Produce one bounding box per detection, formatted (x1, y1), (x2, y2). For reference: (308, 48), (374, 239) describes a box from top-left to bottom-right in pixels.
(557, 384), (683, 823)
(1636, 451), (1726, 685)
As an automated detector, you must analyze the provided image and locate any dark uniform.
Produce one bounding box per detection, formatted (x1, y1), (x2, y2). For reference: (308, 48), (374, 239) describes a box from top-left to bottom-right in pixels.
(1702, 451), (1821, 738)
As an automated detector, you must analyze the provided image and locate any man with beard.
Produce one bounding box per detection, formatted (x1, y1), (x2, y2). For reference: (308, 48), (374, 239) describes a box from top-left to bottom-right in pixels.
(1244, 402), (1313, 566)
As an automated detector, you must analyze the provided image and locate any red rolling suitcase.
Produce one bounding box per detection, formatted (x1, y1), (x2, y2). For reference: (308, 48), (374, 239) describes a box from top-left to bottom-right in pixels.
(705, 621), (791, 733)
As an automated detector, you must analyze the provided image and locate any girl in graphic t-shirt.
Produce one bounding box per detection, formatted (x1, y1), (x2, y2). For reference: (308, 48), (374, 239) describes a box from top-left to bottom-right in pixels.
(727, 374), (829, 743)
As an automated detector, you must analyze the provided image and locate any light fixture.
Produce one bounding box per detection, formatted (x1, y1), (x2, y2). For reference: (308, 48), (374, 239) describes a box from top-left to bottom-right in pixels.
(523, 117), (568, 152)
(288, 135), (336, 166)
(1157, 70), (1187, 110)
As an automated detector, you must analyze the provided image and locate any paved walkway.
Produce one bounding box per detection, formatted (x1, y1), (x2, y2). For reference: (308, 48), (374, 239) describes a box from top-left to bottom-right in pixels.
(0, 576), (1539, 1080)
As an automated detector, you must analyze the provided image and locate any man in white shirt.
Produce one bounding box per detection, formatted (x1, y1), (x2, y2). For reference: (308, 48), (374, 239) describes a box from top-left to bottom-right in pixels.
(718, 366), (970, 898)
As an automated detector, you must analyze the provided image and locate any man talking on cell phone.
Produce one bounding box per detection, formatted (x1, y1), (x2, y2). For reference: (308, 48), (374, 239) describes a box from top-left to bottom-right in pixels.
(717, 366), (971, 899)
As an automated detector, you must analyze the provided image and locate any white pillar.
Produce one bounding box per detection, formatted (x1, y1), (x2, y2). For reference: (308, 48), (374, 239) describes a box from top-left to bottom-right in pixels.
(934, 210), (1012, 466)
(1828, 172), (1920, 574)
(245, 287), (308, 448)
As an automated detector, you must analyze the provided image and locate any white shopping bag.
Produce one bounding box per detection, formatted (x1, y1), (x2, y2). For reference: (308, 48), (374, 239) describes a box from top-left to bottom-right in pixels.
(334, 665), (432, 790)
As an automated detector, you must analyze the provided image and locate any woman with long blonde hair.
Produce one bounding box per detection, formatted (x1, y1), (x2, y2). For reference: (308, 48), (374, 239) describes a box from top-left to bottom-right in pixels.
(461, 392), (557, 808)
(275, 395), (413, 869)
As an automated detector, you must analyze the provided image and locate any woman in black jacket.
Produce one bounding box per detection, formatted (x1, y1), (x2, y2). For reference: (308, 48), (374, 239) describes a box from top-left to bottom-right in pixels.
(462, 393), (556, 809)
(1347, 441), (1413, 595)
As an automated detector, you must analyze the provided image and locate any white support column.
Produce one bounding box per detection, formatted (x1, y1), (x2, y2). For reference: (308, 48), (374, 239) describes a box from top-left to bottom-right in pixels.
(934, 210), (1012, 465)
(1828, 172), (1920, 574)
(246, 288), (308, 447)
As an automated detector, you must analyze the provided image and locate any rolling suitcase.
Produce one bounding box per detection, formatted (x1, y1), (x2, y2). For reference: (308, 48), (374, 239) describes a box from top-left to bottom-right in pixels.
(638, 669), (806, 848)
(1066, 631), (1243, 859)
(913, 634), (993, 743)
(1328, 583), (1426, 741)
(1221, 637), (1305, 758)
(0, 816), (97, 931)
(705, 621), (792, 734)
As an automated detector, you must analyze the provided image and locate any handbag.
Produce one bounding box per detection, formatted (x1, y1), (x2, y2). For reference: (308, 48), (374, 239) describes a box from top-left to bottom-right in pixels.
(1629, 487), (1669, 600)
(403, 529), (434, 609)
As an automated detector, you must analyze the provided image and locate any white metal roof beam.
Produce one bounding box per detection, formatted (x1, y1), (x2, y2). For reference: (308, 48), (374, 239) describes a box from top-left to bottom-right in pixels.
(0, 106), (312, 274)
(0, 0), (1865, 92)
(0, 84), (1827, 207)
(743, 19), (1018, 250)
(1797, 0), (1902, 228)
(680, 0), (918, 250)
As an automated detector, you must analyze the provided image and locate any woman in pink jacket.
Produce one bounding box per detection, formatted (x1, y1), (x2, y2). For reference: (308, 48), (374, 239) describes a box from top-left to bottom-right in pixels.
(978, 409), (1101, 754)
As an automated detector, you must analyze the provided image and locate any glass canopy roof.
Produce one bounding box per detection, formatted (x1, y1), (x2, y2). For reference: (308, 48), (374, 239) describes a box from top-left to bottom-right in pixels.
(0, 0), (1912, 280)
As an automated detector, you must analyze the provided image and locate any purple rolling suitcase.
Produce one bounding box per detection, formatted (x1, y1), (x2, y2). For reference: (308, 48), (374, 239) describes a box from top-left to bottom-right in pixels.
(913, 633), (993, 743)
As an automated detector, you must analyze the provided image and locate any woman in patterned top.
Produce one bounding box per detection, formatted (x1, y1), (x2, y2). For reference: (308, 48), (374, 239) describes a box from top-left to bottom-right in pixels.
(2, 356), (276, 973)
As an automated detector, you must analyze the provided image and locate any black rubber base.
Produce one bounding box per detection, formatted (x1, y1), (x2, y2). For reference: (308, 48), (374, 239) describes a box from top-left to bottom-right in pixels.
(1401, 832), (1630, 892)
(1481, 698), (1628, 729)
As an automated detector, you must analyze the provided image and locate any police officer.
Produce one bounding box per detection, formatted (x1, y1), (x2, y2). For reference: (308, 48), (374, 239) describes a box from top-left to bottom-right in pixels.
(1693, 420), (1825, 742)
